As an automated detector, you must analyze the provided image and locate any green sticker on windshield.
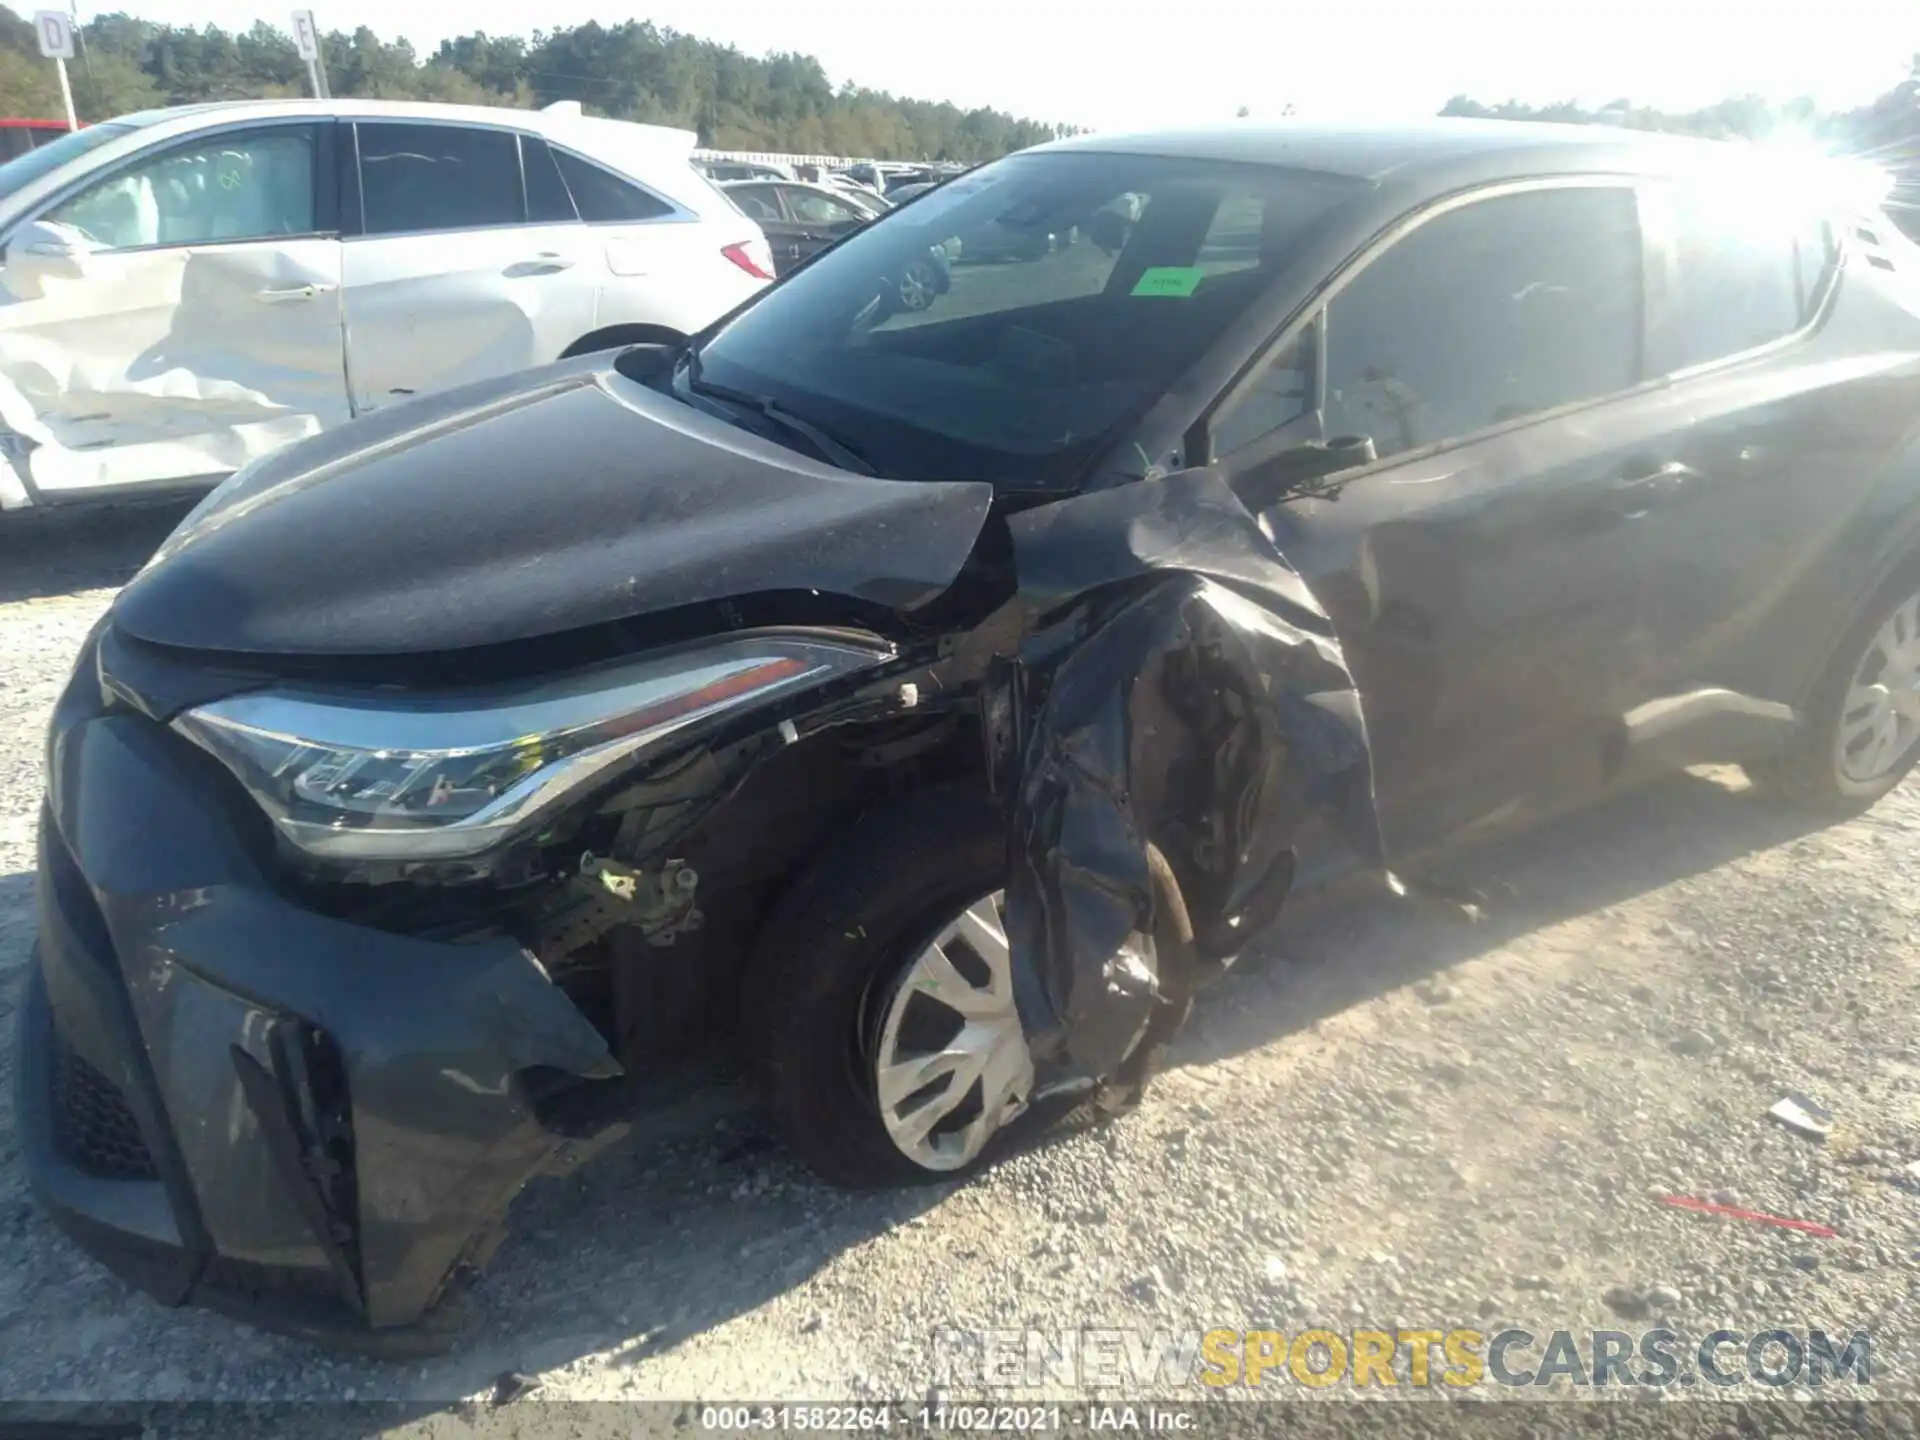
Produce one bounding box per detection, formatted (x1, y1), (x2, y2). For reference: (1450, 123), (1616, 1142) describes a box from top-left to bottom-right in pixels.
(1131, 266), (1205, 298)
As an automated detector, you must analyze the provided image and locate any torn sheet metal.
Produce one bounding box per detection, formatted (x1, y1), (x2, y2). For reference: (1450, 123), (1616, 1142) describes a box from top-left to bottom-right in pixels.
(1001, 468), (1386, 1088)
(0, 232), (347, 504)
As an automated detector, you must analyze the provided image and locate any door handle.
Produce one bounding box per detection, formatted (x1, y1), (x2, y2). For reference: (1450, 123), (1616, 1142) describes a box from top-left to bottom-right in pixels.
(256, 283), (336, 303)
(1599, 458), (1697, 522)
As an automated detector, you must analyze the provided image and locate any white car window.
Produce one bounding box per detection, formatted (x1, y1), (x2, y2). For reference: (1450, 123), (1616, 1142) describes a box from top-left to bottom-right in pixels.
(357, 122), (522, 236)
(550, 147), (674, 223)
(48, 126), (316, 250)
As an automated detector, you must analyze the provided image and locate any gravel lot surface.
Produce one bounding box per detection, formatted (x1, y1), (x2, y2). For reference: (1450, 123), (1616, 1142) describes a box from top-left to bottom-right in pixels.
(2, 504), (1919, 1431)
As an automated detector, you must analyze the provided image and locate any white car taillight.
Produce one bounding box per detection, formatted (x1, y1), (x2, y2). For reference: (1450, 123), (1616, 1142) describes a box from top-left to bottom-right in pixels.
(722, 239), (776, 281)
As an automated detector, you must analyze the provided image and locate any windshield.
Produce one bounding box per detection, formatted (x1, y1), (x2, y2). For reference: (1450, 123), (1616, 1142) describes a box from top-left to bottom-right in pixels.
(686, 150), (1365, 489)
(0, 123), (137, 206)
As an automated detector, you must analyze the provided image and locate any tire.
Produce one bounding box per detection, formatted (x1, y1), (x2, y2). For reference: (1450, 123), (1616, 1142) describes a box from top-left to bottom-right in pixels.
(1750, 564), (1920, 813)
(896, 260), (937, 311)
(739, 789), (1166, 1188)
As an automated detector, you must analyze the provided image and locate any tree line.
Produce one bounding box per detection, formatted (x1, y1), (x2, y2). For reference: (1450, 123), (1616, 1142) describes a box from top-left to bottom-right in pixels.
(1439, 58), (1920, 235)
(0, 2), (1912, 221)
(0, 6), (1078, 161)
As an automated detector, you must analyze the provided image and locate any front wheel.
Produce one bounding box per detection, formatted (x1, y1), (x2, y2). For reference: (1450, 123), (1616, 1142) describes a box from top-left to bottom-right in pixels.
(1751, 573), (1920, 812)
(739, 790), (1162, 1187)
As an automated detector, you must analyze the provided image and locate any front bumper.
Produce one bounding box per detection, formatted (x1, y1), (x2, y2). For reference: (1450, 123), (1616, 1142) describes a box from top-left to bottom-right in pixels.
(20, 670), (623, 1352)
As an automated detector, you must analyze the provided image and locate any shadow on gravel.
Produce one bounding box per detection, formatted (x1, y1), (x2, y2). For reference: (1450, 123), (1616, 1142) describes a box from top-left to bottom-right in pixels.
(375, 770), (1839, 1397)
(0, 499), (195, 605)
(1179, 767), (1835, 1069)
(0, 766), (1849, 1403)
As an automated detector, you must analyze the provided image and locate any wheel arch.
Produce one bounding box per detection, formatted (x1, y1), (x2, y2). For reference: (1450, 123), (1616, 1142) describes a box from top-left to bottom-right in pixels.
(559, 323), (688, 360)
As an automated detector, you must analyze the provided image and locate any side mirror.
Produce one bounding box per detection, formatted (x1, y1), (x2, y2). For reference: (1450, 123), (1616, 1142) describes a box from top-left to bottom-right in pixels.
(1325, 433), (1377, 467)
(8, 219), (93, 281)
(1230, 434), (1378, 510)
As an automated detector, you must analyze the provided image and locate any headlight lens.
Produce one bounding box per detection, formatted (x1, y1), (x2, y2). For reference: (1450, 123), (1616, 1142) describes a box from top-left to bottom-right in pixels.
(172, 632), (892, 861)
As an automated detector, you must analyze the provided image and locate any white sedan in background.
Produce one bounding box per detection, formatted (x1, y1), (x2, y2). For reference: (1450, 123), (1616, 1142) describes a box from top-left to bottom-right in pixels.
(0, 99), (775, 511)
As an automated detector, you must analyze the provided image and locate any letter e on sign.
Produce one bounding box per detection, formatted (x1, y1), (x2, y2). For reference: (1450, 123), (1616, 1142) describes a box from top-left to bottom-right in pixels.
(290, 9), (320, 61)
(33, 10), (75, 60)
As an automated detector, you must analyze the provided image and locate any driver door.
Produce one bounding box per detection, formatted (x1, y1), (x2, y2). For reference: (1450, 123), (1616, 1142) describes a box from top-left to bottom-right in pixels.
(0, 120), (346, 500)
(1214, 183), (1666, 863)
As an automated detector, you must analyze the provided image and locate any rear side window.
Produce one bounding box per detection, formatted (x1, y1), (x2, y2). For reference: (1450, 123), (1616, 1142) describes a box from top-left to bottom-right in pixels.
(1647, 181), (1806, 372)
(728, 184), (784, 222)
(784, 187), (862, 227)
(522, 135), (577, 224)
(357, 122), (523, 236)
(551, 148), (674, 223)
(1323, 186), (1641, 461)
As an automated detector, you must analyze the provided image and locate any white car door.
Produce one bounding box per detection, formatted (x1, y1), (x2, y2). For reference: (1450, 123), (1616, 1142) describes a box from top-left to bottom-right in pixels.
(0, 121), (346, 501)
(340, 120), (599, 415)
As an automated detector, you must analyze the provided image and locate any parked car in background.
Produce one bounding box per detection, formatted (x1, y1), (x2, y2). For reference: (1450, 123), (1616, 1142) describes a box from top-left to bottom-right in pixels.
(883, 167), (943, 196)
(722, 178), (948, 306)
(723, 179), (872, 270)
(823, 173), (889, 208)
(0, 99), (773, 512)
(28, 119), (1920, 1353)
(0, 118), (71, 164)
(699, 159), (795, 183)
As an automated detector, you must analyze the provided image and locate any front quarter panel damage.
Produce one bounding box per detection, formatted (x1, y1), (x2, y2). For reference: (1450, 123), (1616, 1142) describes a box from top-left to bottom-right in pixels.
(1000, 469), (1386, 1090)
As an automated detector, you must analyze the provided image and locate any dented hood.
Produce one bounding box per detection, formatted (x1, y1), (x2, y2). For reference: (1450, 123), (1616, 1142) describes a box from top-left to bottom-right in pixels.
(114, 361), (995, 657)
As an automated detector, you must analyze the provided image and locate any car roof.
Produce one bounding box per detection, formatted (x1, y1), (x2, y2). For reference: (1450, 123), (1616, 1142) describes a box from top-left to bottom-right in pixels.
(115, 98), (697, 150)
(0, 99), (728, 227)
(1032, 117), (1733, 182)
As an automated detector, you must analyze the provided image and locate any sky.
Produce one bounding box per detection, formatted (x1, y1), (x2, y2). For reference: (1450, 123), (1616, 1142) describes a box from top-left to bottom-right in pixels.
(76, 0), (1920, 132)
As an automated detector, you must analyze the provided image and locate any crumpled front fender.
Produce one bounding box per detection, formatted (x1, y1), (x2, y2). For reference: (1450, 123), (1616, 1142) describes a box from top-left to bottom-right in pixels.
(1000, 469), (1385, 1087)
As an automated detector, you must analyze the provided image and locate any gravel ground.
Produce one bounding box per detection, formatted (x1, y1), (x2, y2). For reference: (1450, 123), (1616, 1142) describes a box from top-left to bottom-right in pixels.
(2, 505), (1919, 1429)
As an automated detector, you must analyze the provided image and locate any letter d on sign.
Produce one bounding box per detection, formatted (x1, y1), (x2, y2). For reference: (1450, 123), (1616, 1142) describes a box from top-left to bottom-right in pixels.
(32, 10), (74, 58)
(31, 11), (76, 131)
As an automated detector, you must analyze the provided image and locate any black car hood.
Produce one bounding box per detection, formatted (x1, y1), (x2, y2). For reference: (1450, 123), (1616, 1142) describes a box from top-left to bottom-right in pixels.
(115, 359), (996, 657)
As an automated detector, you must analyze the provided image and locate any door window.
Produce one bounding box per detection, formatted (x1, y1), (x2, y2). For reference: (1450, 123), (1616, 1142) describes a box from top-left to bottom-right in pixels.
(728, 184), (785, 223)
(551, 148), (674, 223)
(47, 126), (317, 250)
(1323, 186), (1641, 461)
(357, 123), (523, 236)
(522, 135), (578, 224)
(1648, 180), (1808, 371)
(784, 187), (861, 228)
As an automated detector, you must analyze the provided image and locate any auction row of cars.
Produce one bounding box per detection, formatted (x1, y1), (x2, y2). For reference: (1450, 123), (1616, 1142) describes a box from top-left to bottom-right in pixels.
(14, 96), (1920, 1359)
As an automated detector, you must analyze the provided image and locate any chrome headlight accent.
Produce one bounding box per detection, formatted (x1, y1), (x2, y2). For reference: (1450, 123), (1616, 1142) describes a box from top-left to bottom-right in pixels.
(172, 632), (892, 861)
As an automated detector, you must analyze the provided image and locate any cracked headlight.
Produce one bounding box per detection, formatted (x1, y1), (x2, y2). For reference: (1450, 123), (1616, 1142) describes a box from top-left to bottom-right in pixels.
(171, 632), (892, 861)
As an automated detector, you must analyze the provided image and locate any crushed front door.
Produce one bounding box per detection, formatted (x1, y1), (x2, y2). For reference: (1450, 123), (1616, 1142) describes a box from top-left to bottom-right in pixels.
(0, 122), (346, 502)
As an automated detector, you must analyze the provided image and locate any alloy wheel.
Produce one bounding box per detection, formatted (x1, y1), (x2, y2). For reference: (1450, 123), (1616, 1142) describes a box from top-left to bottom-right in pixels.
(1836, 588), (1920, 784)
(897, 262), (936, 310)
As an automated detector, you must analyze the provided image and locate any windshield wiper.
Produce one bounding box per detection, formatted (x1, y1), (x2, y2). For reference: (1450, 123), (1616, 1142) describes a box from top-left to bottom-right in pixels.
(683, 351), (876, 476)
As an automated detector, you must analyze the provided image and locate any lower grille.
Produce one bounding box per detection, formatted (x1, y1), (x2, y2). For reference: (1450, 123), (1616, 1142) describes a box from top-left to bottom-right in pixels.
(50, 1029), (159, 1181)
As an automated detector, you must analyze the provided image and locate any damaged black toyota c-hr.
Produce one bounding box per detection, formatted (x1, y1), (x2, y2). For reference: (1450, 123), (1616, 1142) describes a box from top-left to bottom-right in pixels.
(22, 119), (1920, 1351)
